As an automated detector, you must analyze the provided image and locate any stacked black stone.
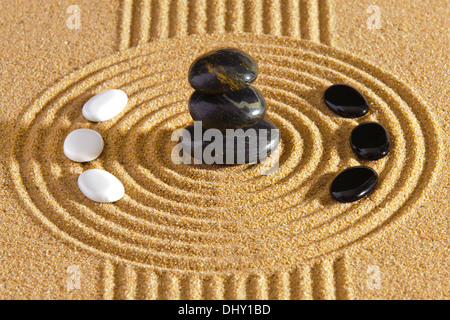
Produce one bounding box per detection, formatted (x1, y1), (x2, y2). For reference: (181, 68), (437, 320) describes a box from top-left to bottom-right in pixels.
(324, 84), (391, 203)
(183, 47), (280, 164)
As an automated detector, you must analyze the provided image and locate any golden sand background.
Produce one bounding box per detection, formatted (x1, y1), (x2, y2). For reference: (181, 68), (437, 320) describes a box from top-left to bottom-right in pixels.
(0, 0), (448, 299)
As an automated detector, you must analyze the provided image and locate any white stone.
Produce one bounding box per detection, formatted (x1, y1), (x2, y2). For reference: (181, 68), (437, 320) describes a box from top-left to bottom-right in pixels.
(78, 169), (125, 203)
(63, 129), (104, 162)
(82, 89), (128, 122)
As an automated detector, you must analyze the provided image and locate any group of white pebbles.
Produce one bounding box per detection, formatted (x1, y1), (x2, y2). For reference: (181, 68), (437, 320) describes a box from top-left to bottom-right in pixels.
(63, 89), (128, 203)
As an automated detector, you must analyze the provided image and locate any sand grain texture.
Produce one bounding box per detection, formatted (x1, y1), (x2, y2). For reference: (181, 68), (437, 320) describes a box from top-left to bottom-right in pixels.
(0, 0), (448, 299)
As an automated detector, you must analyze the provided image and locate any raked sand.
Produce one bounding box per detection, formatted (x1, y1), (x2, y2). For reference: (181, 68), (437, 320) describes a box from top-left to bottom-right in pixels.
(0, 0), (448, 299)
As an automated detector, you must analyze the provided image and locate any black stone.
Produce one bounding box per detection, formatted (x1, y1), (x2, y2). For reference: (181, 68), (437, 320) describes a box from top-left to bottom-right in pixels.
(323, 84), (369, 118)
(179, 119), (280, 165)
(330, 166), (378, 203)
(188, 47), (258, 94)
(350, 122), (390, 160)
(188, 86), (266, 131)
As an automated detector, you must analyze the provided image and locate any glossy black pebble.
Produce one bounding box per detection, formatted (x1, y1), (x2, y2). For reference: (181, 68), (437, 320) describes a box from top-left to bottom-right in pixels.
(350, 122), (390, 160)
(189, 86), (266, 131)
(324, 84), (369, 118)
(330, 166), (378, 203)
(180, 119), (280, 164)
(188, 47), (258, 94)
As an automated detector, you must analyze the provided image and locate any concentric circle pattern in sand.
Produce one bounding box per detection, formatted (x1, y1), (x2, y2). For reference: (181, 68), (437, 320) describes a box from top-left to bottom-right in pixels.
(10, 34), (441, 272)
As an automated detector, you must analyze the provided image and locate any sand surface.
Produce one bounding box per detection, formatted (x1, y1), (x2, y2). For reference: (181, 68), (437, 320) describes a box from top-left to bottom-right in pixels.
(0, 0), (448, 299)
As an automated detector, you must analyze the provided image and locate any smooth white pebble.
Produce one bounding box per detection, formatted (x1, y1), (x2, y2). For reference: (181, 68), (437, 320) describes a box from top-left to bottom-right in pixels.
(82, 89), (128, 122)
(63, 128), (104, 162)
(78, 169), (125, 203)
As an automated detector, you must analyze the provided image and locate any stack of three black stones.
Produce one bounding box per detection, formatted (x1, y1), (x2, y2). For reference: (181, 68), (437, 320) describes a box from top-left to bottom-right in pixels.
(182, 48), (280, 164)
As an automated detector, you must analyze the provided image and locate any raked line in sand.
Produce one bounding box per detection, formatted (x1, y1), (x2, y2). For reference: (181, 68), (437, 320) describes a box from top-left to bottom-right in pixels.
(118, 0), (334, 49)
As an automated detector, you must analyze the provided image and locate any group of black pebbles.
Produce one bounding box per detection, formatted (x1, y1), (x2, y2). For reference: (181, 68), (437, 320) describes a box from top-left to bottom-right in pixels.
(324, 84), (389, 202)
(183, 47), (279, 164)
(182, 48), (390, 203)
